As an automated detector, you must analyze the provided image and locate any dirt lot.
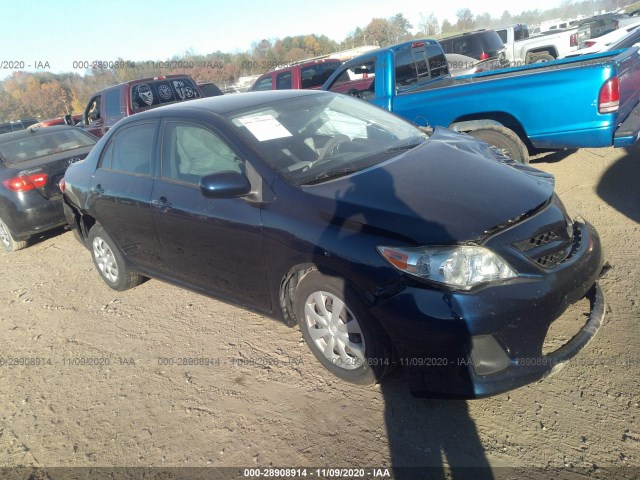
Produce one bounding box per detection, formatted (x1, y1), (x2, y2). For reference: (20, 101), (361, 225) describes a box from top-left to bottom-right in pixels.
(0, 144), (638, 479)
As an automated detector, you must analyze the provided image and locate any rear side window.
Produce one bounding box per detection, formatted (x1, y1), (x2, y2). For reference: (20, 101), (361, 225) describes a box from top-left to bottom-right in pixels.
(106, 123), (155, 175)
(395, 44), (448, 88)
(276, 71), (292, 90)
(130, 78), (200, 110)
(514, 25), (529, 41)
(481, 32), (506, 52)
(300, 61), (341, 88)
(105, 89), (122, 117)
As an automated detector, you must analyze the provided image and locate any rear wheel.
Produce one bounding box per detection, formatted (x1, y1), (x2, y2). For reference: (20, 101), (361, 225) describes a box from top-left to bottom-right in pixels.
(527, 53), (555, 64)
(88, 225), (143, 291)
(294, 270), (393, 384)
(468, 126), (529, 164)
(0, 217), (27, 252)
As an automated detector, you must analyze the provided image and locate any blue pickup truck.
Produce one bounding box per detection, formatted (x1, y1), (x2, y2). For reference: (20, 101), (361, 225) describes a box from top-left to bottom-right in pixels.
(323, 39), (640, 163)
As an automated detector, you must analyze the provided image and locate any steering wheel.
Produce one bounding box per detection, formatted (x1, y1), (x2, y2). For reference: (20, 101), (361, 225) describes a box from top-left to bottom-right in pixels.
(346, 88), (364, 99)
(303, 135), (350, 172)
(316, 135), (350, 163)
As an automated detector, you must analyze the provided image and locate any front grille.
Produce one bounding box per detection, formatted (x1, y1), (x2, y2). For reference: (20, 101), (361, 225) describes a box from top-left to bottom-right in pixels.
(513, 230), (562, 252)
(513, 222), (580, 270)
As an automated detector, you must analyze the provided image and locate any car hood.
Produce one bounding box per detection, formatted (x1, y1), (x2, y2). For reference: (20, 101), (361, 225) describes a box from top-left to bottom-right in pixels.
(303, 127), (554, 245)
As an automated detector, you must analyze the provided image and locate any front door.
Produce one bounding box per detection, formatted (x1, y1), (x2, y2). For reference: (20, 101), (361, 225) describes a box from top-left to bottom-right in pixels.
(150, 120), (270, 309)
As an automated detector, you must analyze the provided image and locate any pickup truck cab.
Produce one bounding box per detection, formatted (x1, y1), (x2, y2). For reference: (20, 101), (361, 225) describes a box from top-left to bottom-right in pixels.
(250, 59), (342, 91)
(323, 39), (640, 163)
(496, 24), (578, 63)
(79, 75), (202, 138)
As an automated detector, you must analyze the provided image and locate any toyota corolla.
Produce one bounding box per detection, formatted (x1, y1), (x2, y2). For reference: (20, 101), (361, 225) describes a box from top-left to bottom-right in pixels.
(62, 90), (606, 398)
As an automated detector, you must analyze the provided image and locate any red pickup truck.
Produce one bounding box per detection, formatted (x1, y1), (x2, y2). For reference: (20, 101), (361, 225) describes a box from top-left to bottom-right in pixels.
(250, 59), (342, 91)
(78, 75), (202, 138)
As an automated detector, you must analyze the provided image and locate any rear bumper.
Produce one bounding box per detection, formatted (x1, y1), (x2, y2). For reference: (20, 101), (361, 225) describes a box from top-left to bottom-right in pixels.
(370, 220), (605, 398)
(0, 196), (66, 240)
(614, 100), (640, 147)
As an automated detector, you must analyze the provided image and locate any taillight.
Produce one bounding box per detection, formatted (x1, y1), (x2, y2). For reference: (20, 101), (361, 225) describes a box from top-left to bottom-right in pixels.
(584, 40), (596, 47)
(2, 173), (48, 192)
(480, 53), (490, 60)
(598, 77), (620, 113)
(59, 178), (66, 193)
(570, 33), (578, 47)
(411, 42), (425, 48)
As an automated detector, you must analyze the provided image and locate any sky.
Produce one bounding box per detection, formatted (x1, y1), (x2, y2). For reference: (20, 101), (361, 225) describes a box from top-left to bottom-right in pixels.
(0, 0), (565, 80)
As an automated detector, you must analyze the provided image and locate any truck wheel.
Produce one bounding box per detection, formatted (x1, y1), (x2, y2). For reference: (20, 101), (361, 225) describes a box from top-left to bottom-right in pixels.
(527, 53), (555, 64)
(468, 126), (529, 164)
(0, 216), (27, 252)
(294, 270), (393, 384)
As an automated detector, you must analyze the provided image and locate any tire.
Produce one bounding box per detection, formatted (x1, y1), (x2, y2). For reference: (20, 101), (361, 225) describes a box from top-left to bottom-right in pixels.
(527, 53), (555, 64)
(0, 216), (27, 252)
(468, 126), (530, 164)
(294, 270), (393, 384)
(88, 225), (143, 291)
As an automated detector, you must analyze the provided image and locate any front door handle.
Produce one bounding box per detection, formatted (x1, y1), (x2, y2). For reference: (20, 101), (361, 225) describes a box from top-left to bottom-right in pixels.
(90, 184), (104, 194)
(151, 197), (172, 209)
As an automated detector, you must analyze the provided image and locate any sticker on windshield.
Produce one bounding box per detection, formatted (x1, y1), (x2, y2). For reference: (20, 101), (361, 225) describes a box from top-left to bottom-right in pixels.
(239, 114), (293, 141)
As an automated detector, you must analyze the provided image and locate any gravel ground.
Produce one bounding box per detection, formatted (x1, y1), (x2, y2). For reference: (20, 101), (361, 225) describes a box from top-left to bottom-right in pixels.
(0, 144), (638, 479)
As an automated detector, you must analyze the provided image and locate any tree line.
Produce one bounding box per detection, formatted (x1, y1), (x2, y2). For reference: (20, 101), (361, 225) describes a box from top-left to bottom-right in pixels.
(0, 0), (635, 122)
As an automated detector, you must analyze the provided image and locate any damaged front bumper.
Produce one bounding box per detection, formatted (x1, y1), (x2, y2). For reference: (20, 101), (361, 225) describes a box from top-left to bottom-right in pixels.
(370, 219), (606, 399)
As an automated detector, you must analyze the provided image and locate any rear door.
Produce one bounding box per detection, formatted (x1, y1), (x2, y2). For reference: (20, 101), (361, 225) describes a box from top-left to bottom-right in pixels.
(150, 119), (269, 308)
(88, 121), (161, 270)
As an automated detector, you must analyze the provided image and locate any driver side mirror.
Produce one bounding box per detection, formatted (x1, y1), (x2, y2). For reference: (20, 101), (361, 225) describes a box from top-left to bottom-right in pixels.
(200, 171), (251, 199)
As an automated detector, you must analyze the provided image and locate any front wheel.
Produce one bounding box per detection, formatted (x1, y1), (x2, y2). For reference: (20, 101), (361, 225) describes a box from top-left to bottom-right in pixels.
(468, 126), (529, 164)
(294, 270), (392, 384)
(88, 225), (143, 291)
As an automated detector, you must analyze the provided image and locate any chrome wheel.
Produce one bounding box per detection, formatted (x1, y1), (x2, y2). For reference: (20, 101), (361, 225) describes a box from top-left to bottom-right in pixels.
(303, 291), (366, 370)
(92, 236), (119, 283)
(0, 221), (10, 248)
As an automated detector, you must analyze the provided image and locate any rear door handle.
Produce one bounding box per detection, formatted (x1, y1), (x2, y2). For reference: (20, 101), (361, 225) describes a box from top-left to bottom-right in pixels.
(151, 197), (172, 209)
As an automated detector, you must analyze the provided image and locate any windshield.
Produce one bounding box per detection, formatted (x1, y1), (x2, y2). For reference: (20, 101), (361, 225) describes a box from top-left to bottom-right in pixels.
(227, 93), (426, 185)
(0, 129), (95, 164)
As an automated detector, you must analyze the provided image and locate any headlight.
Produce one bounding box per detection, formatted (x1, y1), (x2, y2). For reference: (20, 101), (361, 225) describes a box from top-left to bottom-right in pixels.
(377, 245), (517, 290)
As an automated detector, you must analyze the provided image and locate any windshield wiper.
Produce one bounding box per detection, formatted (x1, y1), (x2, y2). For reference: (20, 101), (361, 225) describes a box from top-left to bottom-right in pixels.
(384, 137), (427, 153)
(300, 167), (360, 185)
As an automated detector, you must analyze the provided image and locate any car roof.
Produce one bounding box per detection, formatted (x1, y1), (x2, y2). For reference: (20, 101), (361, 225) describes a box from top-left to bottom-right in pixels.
(99, 74), (197, 92)
(0, 125), (89, 144)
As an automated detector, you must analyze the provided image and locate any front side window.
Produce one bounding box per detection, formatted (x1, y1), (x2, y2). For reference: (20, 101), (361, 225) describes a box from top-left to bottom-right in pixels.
(252, 76), (273, 91)
(107, 123), (155, 175)
(162, 122), (242, 183)
(327, 59), (376, 94)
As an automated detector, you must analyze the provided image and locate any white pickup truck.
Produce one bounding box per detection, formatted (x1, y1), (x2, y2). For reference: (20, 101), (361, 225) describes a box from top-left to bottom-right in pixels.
(496, 23), (578, 64)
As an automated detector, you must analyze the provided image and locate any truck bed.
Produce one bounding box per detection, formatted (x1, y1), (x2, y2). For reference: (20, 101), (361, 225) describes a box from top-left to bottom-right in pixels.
(395, 48), (640, 149)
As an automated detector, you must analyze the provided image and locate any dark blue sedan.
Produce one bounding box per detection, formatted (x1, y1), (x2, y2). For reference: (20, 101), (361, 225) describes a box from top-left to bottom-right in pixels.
(61, 90), (606, 398)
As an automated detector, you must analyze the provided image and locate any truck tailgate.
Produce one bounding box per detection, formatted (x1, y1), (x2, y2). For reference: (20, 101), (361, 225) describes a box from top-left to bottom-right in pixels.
(613, 47), (640, 147)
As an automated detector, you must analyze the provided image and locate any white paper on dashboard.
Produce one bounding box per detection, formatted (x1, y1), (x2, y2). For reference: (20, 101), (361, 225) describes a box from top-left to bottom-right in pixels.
(239, 114), (293, 141)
